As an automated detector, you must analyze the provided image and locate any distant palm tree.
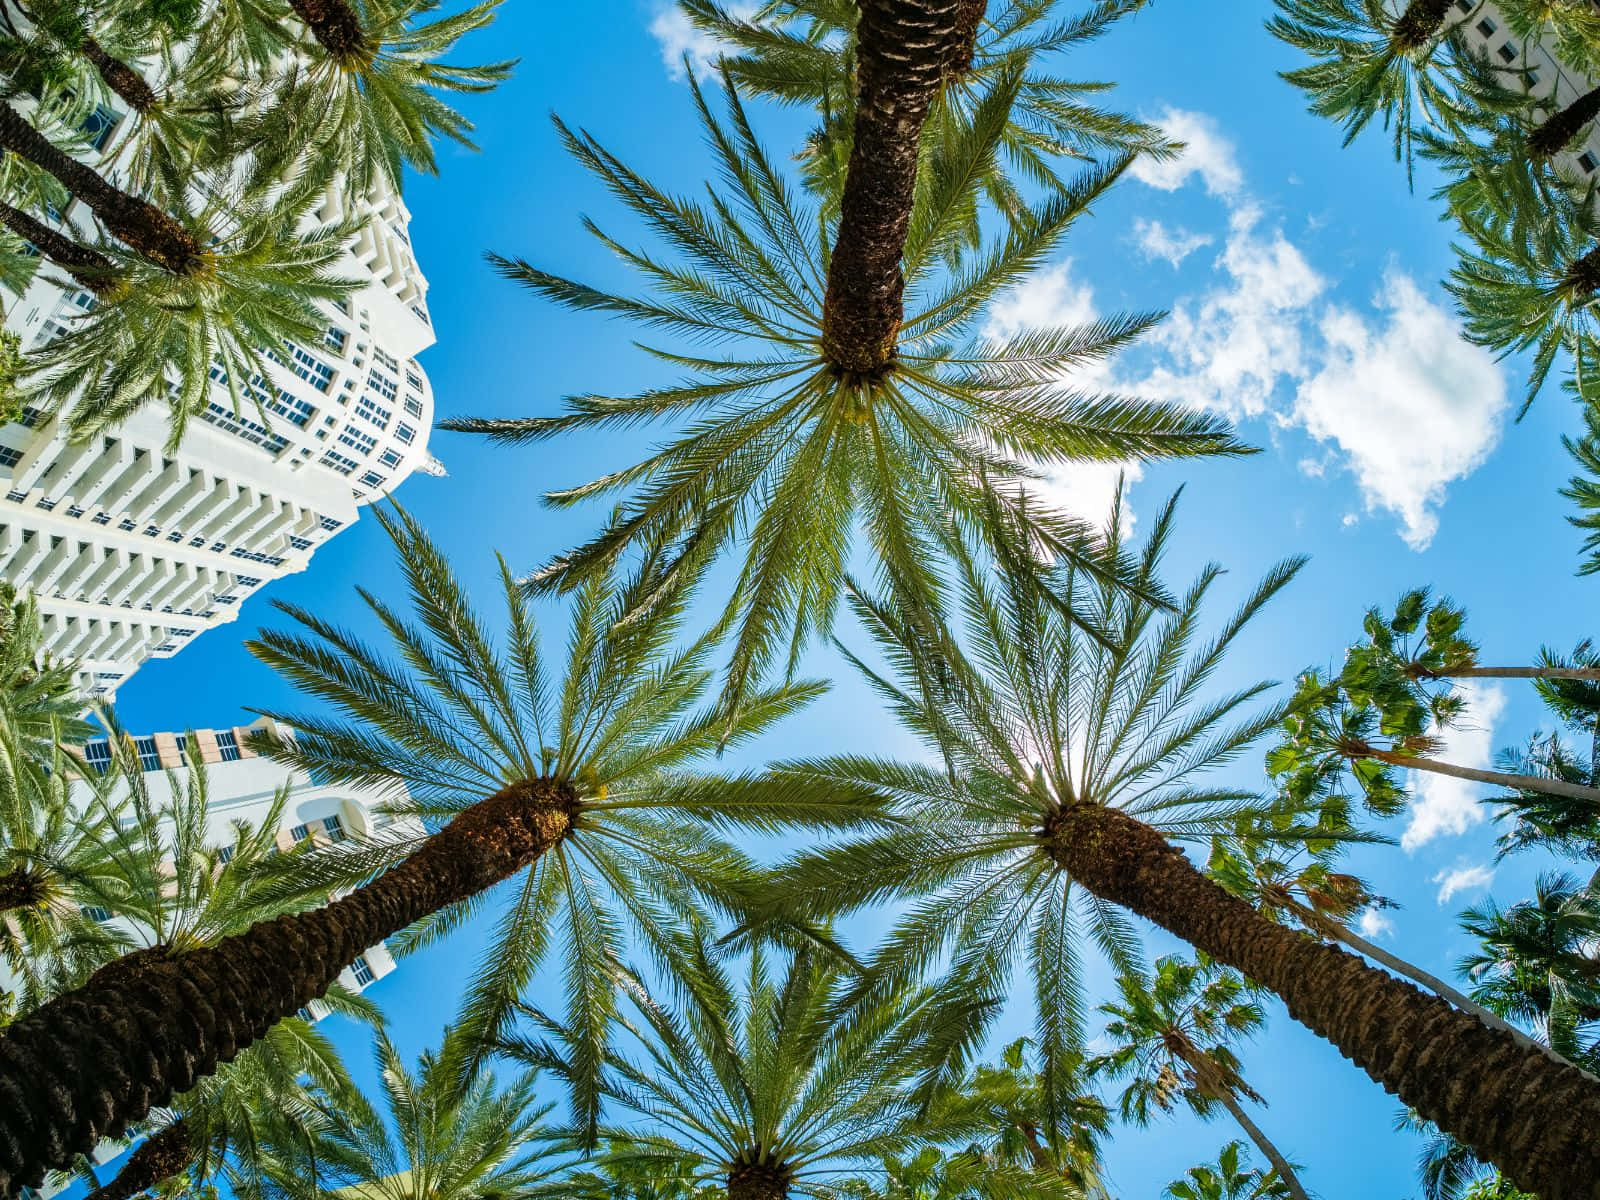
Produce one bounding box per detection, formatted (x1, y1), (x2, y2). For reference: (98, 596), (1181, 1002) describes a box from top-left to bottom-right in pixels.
(503, 937), (981, 1200)
(255, 1031), (565, 1200)
(765, 491), (1600, 1196)
(1088, 957), (1311, 1200)
(1163, 1141), (1291, 1200)
(448, 73), (1244, 710)
(0, 506), (856, 1192)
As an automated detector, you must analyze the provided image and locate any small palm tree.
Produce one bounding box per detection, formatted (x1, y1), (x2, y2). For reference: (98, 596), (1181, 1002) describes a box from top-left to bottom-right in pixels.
(0, 581), (93, 756)
(502, 938), (956, 1200)
(1163, 1141), (1291, 1200)
(254, 1031), (565, 1200)
(1088, 957), (1311, 1200)
(835, 1145), (1078, 1200)
(448, 73), (1244, 710)
(0, 506), (860, 1191)
(764, 490), (1600, 1196)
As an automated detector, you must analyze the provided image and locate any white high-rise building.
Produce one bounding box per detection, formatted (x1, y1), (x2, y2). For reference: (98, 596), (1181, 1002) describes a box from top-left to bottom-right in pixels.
(0, 115), (443, 700)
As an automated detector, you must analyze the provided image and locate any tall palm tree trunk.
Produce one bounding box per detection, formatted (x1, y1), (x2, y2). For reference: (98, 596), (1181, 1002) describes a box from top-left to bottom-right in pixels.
(1312, 909), (1588, 1074)
(1392, 0), (1455, 50)
(1564, 244), (1600, 296)
(0, 779), (574, 1195)
(1045, 803), (1600, 1199)
(1530, 85), (1600, 159)
(83, 1119), (191, 1200)
(727, 1162), (789, 1200)
(0, 868), (43, 914)
(1212, 1091), (1310, 1200)
(1421, 665), (1600, 681)
(0, 198), (121, 297)
(946, 0), (986, 76)
(0, 103), (199, 273)
(819, 0), (963, 376)
(78, 38), (157, 114)
(287, 0), (368, 60)
(1361, 745), (1600, 805)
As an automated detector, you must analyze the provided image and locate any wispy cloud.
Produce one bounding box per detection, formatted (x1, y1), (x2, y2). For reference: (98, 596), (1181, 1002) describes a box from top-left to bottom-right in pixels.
(1434, 863), (1495, 905)
(1132, 218), (1213, 269)
(1401, 681), (1507, 851)
(1357, 908), (1396, 940)
(647, 3), (754, 79)
(1128, 108), (1244, 197)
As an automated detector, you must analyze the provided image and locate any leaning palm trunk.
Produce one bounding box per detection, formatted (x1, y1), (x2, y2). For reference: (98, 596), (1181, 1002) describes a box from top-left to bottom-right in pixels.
(946, 0), (986, 75)
(288, 0), (369, 59)
(1417, 665), (1600, 681)
(728, 1159), (790, 1200)
(1046, 803), (1600, 1198)
(0, 102), (199, 273)
(819, 0), (962, 374)
(0, 779), (574, 1194)
(1360, 745), (1600, 805)
(0, 198), (121, 296)
(1211, 1091), (1310, 1200)
(1392, 0), (1454, 49)
(78, 38), (157, 114)
(83, 1119), (191, 1200)
(1530, 85), (1600, 159)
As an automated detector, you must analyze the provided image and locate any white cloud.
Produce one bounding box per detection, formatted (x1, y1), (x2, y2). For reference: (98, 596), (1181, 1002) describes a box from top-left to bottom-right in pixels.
(984, 261), (1098, 338)
(1357, 908), (1395, 940)
(648, 3), (754, 79)
(1293, 272), (1508, 550)
(1132, 219), (1213, 269)
(1434, 863), (1496, 905)
(1128, 108), (1244, 198)
(1401, 681), (1508, 852)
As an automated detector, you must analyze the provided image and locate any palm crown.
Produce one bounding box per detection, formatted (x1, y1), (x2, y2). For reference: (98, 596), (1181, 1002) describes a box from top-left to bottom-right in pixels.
(447, 74), (1247, 711)
(759, 492), (1303, 1138)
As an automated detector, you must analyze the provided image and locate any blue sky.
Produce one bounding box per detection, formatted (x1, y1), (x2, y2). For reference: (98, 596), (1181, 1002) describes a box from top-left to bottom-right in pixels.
(101, 1), (1600, 1194)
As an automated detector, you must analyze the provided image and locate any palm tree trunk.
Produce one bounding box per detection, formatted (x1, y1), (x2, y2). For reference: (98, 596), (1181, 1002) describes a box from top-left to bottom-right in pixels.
(1362, 745), (1600, 805)
(946, 0), (986, 76)
(1045, 802), (1600, 1199)
(84, 1119), (191, 1200)
(0, 778), (574, 1195)
(287, 0), (369, 60)
(819, 0), (963, 376)
(1530, 84), (1600, 159)
(1564, 244), (1600, 297)
(0, 103), (200, 274)
(1212, 1091), (1310, 1200)
(0, 198), (122, 297)
(0, 868), (42, 914)
(1424, 665), (1600, 681)
(78, 38), (158, 114)
(1392, 0), (1455, 50)
(1317, 913), (1588, 1074)
(727, 1162), (790, 1200)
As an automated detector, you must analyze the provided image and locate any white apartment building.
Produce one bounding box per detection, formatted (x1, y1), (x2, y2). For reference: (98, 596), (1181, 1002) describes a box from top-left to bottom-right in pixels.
(0, 102), (444, 701)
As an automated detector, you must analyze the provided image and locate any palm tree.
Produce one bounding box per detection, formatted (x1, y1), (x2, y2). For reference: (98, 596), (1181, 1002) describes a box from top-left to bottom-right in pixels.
(447, 71), (1245, 710)
(1163, 1141), (1291, 1200)
(765, 490), (1600, 1196)
(835, 1145), (1079, 1200)
(1268, 0), (1468, 181)
(249, 1031), (565, 1200)
(1088, 957), (1311, 1200)
(21, 171), (365, 449)
(1459, 872), (1600, 1055)
(678, 0), (1177, 236)
(0, 505), (857, 1192)
(0, 581), (93, 756)
(501, 937), (966, 1200)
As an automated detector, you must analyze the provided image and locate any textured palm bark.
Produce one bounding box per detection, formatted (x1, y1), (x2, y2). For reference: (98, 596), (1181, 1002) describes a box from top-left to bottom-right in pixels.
(0, 868), (45, 914)
(0, 778), (575, 1194)
(819, 0), (963, 376)
(1362, 744), (1600, 805)
(945, 0), (986, 76)
(288, 0), (369, 60)
(1392, 0), (1454, 50)
(0, 199), (122, 297)
(1530, 84), (1600, 159)
(1565, 244), (1600, 297)
(78, 38), (158, 114)
(1417, 664), (1600, 681)
(727, 1158), (790, 1200)
(83, 1119), (191, 1200)
(1045, 803), (1600, 1200)
(0, 103), (200, 274)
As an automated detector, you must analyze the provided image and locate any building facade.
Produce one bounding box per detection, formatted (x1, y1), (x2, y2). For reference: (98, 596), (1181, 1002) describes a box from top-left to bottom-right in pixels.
(0, 133), (443, 700)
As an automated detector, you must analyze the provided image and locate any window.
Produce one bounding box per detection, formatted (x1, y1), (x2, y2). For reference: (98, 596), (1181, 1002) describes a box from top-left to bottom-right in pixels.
(134, 736), (161, 771)
(395, 423), (415, 445)
(366, 369), (398, 404)
(406, 371), (424, 392)
(83, 740), (111, 773)
(319, 517), (343, 533)
(290, 823), (310, 843)
(320, 449), (361, 476)
(266, 392), (317, 428)
(217, 845), (235, 865)
(1581, 151), (1598, 174)
(338, 427), (379, 456)
(373, 347), (399, 373)
(1497, 42), (1516, 63)
(216, 730), (241, 762)
(236, 575), (262, 588)
(379, 449), (402, 468)
(81, 105), (118, 151)
(276, 343), (336, 392)
(80, 905), (111, 923)
(360, 471), (386, 489)
(404, 395), (423, 417)
(1475, 17), (1496, 35)
(174, 735), (187, 758)
(357, 395), (392, 431)
(0, 446), (20, 468)
(324, 326), (348, 354)
(15, 406), (41, 427)
(324, 815), (346, 843)
(351, 955), (376, 987)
